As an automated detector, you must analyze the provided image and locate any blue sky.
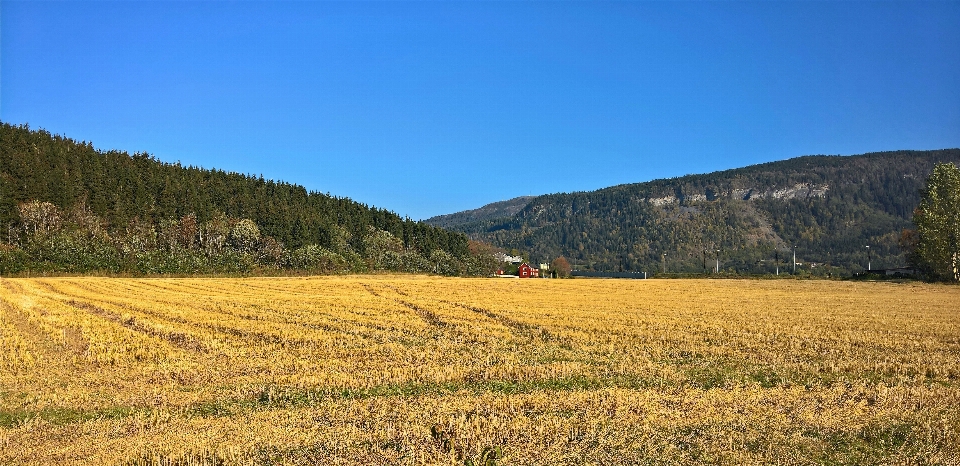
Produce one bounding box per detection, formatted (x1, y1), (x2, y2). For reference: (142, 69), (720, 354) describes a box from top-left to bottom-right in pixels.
(2, 1), (959, 220)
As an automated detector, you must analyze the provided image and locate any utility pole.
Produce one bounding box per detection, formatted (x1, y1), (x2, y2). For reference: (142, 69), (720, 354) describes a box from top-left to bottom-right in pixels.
(866, 245), (871, 271)
(775, 250), (779, 276)
(793, 246), (797, 274)
(715, 249), (720, 274)
(661, 253), (666, 275)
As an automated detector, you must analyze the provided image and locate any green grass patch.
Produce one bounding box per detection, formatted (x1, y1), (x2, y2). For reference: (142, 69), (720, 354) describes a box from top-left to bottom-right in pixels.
(0, 405), (136, 428)
(186, 374), (666, 418)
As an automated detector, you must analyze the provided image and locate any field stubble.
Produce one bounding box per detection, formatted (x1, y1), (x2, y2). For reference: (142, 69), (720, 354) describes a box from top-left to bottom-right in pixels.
(0, 276), (958, 464)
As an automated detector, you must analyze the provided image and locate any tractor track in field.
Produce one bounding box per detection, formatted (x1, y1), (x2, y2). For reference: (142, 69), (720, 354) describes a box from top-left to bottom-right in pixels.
(362, 283), (564, 343)
(394, 299), (448, 328)
(64, 299), (210, 353)
(0, 295), (79, 360)
(68, 298), (324, 350)
(441, 300), (569, 344)
(44, 280), (338, 349)
(361, 283), (451, 329)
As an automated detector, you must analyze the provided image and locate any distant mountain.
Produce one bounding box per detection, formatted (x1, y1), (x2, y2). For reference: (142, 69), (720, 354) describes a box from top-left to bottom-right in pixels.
(426, 150), (960, 276)
(425, 196), (535, 229)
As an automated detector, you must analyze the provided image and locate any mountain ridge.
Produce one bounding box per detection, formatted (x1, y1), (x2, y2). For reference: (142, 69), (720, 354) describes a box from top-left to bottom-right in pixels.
(425, 196), (535, 229)
(426, 149), (960, 275)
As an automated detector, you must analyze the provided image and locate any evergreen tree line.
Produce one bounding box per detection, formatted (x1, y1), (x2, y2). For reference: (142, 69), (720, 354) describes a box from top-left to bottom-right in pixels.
(0, 123), (496, 276)
(437, 149), (960, 277)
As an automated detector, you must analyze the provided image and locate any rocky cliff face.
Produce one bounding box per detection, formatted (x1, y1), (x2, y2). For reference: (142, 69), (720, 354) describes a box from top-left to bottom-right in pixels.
(647, 183), (830, 205)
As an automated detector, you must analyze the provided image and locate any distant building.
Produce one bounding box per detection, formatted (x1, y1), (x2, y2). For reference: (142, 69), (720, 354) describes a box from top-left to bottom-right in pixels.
(494, 252), (524, 264)
(885, 267), (917, 276)
(861, 267), (918, 277)
(518, 263), (539, 278)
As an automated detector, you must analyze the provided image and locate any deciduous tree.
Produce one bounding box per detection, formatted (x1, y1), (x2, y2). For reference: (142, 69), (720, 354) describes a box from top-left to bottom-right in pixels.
(18, 201), (61, 237)
(550, 256), (572, 278)
(914, 162), (960, 281)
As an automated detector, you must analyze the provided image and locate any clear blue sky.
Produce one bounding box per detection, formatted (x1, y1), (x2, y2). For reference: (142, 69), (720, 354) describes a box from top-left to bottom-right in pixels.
(2, 1), (959, 220)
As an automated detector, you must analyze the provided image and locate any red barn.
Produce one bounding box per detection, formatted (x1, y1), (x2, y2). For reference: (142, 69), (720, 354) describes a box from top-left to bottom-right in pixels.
(518, 262), (539, 278)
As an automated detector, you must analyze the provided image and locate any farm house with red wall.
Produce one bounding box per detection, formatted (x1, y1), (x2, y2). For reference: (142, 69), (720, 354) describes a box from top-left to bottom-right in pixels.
(518, 263), (539, 278)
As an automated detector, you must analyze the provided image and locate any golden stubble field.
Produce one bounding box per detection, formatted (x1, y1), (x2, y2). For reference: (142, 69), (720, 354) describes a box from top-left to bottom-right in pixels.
(1, 275), (958, 465)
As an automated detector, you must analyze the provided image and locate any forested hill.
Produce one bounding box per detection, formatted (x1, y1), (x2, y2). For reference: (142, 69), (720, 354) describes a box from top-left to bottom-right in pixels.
(0, 122), (475, 274)
(428, 149), (960, 276)
(425, 196), (535, 230)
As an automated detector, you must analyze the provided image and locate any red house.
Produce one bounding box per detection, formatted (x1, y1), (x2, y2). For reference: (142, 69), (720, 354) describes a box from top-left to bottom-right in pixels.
(518, 262), (539, 278)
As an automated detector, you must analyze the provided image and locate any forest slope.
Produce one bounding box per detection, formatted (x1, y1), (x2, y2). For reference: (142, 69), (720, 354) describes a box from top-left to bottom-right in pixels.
(426, 196), (535, 230)
(427, 149), (960, 275)
(0, 123), (474, 274)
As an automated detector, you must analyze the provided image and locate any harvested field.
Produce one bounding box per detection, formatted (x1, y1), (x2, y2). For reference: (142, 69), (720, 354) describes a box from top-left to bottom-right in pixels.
(1, 276), (958, 464)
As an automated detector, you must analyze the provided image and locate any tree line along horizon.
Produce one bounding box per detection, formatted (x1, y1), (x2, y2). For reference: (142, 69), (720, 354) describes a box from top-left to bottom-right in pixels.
(0, 122), (957, 281)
